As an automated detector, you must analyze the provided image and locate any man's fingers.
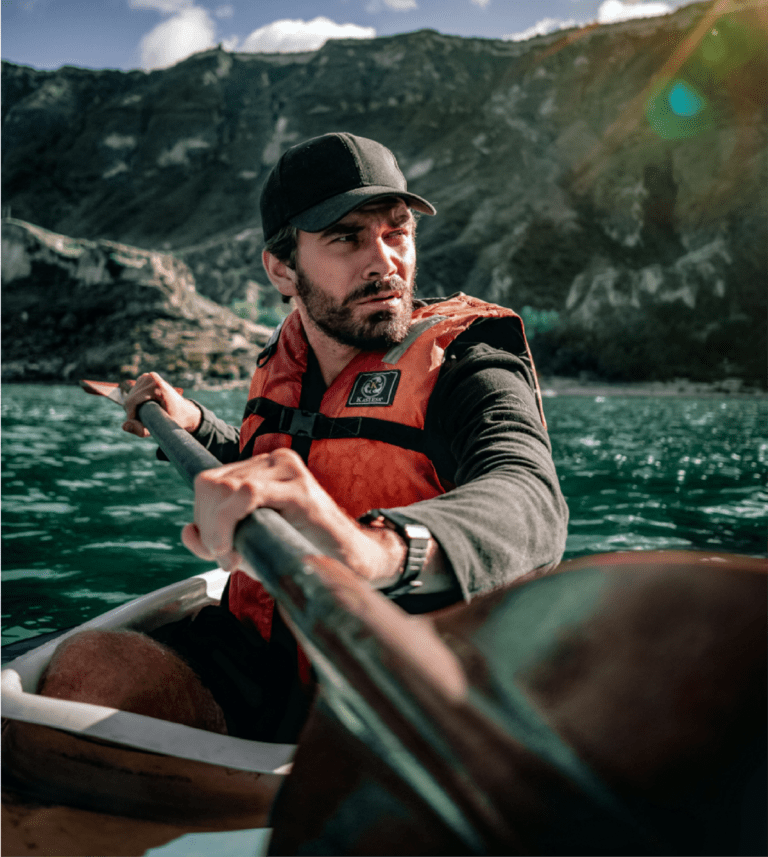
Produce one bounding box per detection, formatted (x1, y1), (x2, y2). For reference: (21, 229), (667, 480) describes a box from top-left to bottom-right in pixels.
(122, 372), (165, 419)
(194, 475), (259, 554)
(181, 522), (243, 572)
(121, 372), (201, 433)
(122, 419), (150, 438)
(263, 447), (307, 480)
(181, 523), (210, 558)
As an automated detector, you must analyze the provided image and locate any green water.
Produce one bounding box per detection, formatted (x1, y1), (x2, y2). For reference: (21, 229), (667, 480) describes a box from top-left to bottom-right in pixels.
(2, 384), (766, 645)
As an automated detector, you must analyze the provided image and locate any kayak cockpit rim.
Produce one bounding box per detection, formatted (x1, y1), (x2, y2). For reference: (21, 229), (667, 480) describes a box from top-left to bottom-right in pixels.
(1, 569), (296, 775)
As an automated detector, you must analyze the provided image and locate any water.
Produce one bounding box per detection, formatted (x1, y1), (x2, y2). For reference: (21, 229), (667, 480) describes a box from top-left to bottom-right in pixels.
(550, 394), (768, 557)
(2, 384), (766, 645)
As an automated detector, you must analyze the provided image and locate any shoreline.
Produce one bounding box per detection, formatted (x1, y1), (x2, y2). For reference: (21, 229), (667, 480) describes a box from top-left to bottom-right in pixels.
(538, 377), (767, 399)
(1, 377), (765, 399)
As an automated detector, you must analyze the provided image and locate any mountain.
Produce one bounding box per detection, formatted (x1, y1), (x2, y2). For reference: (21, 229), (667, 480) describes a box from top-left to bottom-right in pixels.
(2, 1), (765, 385)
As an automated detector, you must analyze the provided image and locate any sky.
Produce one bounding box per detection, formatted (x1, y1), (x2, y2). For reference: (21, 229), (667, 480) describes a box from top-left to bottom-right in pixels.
(2, 0), (699, 72)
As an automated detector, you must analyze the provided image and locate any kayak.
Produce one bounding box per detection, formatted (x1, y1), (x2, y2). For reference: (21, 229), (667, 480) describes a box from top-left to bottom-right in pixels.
(1, 568), (292, 851)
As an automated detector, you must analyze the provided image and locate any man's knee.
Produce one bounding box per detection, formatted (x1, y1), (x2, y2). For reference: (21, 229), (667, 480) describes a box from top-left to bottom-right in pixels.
(38, 629), (227, 734)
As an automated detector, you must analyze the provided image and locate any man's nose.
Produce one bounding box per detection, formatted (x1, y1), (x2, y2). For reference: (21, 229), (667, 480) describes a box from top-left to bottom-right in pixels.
(362, 237), (399, 281)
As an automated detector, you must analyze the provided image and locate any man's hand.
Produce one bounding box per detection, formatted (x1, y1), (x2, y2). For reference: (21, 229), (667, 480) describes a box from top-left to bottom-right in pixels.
(121, 372), (202, 438)
(180, 448), (407, 586)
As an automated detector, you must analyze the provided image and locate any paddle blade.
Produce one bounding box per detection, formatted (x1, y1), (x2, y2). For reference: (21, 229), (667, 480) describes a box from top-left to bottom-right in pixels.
(80, 380), (126, 406)
(269, 553), (767, 855)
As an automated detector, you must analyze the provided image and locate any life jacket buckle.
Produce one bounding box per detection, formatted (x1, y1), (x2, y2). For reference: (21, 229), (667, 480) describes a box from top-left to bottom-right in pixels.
(280, 407), (318, 438)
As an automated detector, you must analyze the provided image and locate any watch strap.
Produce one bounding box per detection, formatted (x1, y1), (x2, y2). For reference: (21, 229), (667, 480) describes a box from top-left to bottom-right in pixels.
(360, 508), (431, 598)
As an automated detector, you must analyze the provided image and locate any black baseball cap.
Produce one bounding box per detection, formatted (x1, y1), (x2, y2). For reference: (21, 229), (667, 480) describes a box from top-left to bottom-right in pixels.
(260, 132), (436, 242)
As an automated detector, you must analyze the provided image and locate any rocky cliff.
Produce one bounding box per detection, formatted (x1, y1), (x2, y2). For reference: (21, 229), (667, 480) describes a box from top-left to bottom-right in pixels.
(1, 219), (270, 385)
(2, 0), (765, 385)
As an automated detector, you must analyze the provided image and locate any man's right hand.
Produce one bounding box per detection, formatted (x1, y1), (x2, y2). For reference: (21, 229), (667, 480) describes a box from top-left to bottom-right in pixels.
(121, 372), (202, 438)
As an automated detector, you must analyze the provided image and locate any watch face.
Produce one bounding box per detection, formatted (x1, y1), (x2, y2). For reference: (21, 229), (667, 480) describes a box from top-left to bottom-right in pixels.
(403, 523), (432, 542)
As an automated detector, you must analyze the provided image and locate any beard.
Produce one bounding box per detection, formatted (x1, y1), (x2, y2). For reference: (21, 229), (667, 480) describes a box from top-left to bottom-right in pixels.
(294, 267), (416, 350)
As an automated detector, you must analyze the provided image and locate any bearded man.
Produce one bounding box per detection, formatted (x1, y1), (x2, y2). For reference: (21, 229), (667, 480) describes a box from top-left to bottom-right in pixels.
(47, 133), (569, 741)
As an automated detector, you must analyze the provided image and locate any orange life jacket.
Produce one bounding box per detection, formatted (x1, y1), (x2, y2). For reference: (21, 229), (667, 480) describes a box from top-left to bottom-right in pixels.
(228, 294), (543, 678)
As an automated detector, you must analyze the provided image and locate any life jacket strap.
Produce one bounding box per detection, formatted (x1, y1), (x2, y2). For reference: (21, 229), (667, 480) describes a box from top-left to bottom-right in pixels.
(240, 397), (427, 460)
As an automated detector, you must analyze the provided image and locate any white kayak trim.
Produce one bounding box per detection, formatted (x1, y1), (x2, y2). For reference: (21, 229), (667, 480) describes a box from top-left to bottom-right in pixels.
(1, 569), (296, 775)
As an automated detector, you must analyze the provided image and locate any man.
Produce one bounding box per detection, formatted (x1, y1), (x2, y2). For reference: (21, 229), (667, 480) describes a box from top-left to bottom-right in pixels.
(44, 132), (568, 740)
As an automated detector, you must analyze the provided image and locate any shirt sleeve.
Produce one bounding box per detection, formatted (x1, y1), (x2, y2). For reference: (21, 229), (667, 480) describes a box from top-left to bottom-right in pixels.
(387, 329), (569, 613)
(189, 400), (242, 464)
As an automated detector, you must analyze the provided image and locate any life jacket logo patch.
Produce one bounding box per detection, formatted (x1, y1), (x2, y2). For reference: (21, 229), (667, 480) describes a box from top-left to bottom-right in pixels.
(347, 370), (400, 407)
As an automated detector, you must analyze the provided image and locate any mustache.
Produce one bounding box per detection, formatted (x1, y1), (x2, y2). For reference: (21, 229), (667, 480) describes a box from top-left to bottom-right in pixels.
(343, 276), (410, 306)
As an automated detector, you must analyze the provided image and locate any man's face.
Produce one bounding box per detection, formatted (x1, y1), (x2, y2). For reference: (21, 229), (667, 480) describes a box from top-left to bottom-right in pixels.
(292, 199), (417, 350)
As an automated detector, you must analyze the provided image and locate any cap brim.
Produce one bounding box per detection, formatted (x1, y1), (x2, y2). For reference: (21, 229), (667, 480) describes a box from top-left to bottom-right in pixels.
(290, 186), (436, 233)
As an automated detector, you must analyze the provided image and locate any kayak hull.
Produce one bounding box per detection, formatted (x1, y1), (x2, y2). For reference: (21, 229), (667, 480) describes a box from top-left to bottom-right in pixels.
(3, 719), (281, 827)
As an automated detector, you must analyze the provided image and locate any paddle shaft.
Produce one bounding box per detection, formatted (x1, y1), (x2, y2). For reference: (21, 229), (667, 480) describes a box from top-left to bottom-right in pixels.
(135, 399), (493, 850)
(136, 400), (318, 565)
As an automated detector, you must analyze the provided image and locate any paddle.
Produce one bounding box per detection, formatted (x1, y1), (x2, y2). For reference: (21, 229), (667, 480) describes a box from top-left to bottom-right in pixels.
(79, 379), (492, 851)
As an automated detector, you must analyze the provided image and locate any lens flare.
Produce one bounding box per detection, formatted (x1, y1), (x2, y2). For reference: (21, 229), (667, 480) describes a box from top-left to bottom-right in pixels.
(668, 81), (705, 117)
(645, 78), (710, 139)
(643, 9), (764, 141)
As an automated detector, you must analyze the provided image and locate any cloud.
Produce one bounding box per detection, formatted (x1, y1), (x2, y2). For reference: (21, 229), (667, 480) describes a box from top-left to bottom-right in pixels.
(471, 0), (491, 8)
(239, 17), (376, 54)
(504, 17), (577, 42)
(132, 1), (377, 66)
(135, 5), (217, 69)
(504, 1), (672, 43)
(597, 1), (672, 23)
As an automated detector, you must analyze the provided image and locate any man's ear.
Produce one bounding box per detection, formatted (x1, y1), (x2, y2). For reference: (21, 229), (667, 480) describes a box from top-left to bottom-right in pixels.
(262, 250), (298, 299)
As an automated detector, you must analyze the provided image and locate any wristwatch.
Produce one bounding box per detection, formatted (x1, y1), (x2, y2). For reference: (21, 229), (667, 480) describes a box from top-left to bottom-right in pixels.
(360, 508), (431, 598)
